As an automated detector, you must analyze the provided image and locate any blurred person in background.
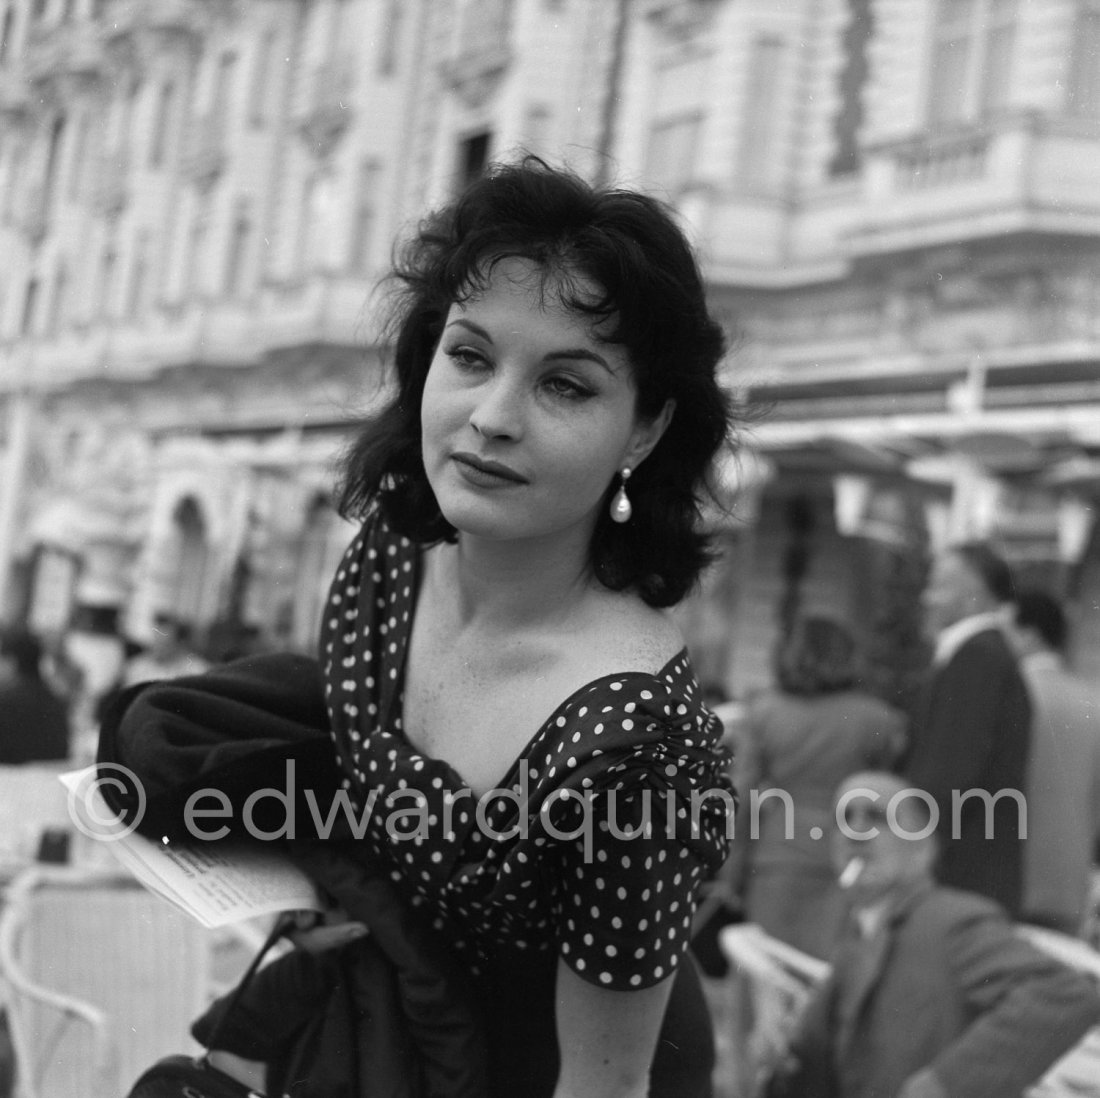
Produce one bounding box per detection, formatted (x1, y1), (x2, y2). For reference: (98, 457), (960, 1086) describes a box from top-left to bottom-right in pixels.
(122, 612), (210, 687)
(766, 770), (1100, 1098)
(1007, 588), (1100, 937)
(729, 616), (906, 959)
(0, 626), (70, 764)
(903, 541), (1031, 917)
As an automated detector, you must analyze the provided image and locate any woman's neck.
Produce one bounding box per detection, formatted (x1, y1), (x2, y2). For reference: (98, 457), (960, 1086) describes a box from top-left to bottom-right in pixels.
(429, 529), (598, 632)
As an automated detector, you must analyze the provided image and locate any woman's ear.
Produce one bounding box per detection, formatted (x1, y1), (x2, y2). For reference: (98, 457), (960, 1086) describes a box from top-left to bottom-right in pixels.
(624, 399), (676, 470)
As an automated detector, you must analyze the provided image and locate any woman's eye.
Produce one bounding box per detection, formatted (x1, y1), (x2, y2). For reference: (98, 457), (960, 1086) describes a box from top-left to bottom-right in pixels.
(446, 346), (488, 371)
(544, 376), (593, 400)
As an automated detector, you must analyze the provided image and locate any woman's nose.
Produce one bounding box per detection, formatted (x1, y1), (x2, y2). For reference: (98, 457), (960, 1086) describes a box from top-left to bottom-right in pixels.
(469, 376), (524, 439)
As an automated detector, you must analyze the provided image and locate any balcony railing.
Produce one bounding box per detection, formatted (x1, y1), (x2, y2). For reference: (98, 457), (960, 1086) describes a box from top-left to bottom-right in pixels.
(101, 0), (232, 45)
(24, 20), (106, 87)
(890, 130), (991, 191)
(850, 113), (1100, 254)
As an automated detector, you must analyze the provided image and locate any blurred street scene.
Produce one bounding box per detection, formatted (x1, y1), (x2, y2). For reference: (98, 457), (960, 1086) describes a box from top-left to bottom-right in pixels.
(2, 1), (1100, 1096)
(1, 0), (1099, 733)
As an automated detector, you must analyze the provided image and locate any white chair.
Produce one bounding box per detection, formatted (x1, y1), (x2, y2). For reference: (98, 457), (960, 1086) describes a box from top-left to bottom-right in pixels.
(0, 864), (215, 1098)
(1018, 925), (1100, 1098)
(717, 923), (830, 1098)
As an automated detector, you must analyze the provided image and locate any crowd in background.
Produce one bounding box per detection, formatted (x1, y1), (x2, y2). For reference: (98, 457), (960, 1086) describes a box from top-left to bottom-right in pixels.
(3, 538), (1100, 1095)
(6, 540), (1100, 954)
(0, 612), (275, 765)
(3, 541), (1100, 941)
(707, 540), (1100, 1098)
(719, 541), (1100, 957)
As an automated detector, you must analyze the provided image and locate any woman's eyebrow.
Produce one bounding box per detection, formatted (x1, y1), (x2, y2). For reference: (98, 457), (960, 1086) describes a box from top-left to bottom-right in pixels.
(445, 318), (493, 341)
(444, 318), (616, 374)
(543, 348), (615, 373)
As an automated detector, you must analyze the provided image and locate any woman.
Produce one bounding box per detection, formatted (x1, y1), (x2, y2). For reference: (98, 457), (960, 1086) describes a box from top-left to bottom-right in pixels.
(730, 616), (906, 960)
(108, 158), (739, 1098)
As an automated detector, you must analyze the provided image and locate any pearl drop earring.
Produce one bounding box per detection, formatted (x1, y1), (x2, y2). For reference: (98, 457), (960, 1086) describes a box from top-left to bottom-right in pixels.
(610, 467), (633, 523)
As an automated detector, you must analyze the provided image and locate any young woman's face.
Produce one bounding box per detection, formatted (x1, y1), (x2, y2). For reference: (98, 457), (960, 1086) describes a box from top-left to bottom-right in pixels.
(420, 257), (668, 547)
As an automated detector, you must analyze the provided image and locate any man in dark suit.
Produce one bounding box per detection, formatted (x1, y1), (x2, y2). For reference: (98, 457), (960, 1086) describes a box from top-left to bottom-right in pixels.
(903, 541), (1031, 916)
(770, 771), (1100, 1098)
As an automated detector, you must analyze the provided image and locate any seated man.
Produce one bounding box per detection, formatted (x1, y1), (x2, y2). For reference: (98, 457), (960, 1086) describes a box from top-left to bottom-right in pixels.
(768, 770), (1100, 1098)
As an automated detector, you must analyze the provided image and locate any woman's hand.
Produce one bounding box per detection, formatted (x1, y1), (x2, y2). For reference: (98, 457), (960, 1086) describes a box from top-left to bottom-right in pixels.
(282, 907), (369, 953)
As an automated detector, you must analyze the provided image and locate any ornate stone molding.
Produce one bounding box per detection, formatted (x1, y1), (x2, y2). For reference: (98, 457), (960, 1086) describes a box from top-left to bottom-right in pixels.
(24, 20), (107, 86)
(297, 57), (357, 161)
(439, 44), (511, 110)
(644, 0), (720, 40)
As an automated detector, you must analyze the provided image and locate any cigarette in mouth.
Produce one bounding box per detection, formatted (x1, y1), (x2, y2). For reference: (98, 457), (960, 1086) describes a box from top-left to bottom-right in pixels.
(839, 857), (866, 890)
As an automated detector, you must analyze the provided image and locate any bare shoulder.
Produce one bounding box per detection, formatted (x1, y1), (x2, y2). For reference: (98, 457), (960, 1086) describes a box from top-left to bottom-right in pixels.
(570, 588), (685, 679)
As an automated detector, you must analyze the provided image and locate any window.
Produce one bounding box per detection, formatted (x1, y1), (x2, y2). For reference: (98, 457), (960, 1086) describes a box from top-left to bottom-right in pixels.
(68, 111), (87, 199)
(928, 0), (1019, 126)
(1069, 0), (1100, 116)
(349, 158), (381, 272)
(378, 0), (403, 75)
(645, 113), (702, 196)
(20, 277), (39, 335)
(0, 7), (14, 67)
(829, 0), (873, 176)
(184, 201), (208, 298)
(456, 131), (491, 193)
(213, 51), (239, 118)
(296, 174), (317, 274)
(225, 200), (253, 295)
(118, 78), (144, 157)
(149, 80), (176, 168)
(738, 35), (785, 187)
(97, 244), (117, 317)
(43, 115), (67, 209)
(249, 30), (275, 125)
(127, 231), (149, 317)
(48, 262), (68, 333)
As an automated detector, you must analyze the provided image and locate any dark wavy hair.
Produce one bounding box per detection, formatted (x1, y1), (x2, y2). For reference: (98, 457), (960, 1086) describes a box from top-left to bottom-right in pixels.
(336, 156), (738, 607)
(775, 616), (861, 696)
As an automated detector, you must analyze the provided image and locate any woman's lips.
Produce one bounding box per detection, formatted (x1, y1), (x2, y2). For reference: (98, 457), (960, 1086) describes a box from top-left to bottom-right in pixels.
(451, 452), (528, 485)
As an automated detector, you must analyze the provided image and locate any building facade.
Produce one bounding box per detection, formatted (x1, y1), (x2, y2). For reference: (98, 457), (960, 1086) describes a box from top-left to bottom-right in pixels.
(1, 0), (1098, 710)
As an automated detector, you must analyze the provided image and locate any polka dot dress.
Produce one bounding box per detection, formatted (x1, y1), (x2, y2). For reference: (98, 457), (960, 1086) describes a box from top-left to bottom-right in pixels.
(322, 511), (734, 992)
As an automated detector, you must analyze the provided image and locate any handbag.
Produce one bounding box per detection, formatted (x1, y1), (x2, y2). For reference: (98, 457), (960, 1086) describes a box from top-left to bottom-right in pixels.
(127, 1054), (264, 1098)
(125, 915), (293, 1098)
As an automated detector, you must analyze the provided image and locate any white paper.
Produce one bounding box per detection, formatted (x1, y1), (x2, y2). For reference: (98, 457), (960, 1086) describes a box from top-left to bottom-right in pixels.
(59, 768), (323, 928)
